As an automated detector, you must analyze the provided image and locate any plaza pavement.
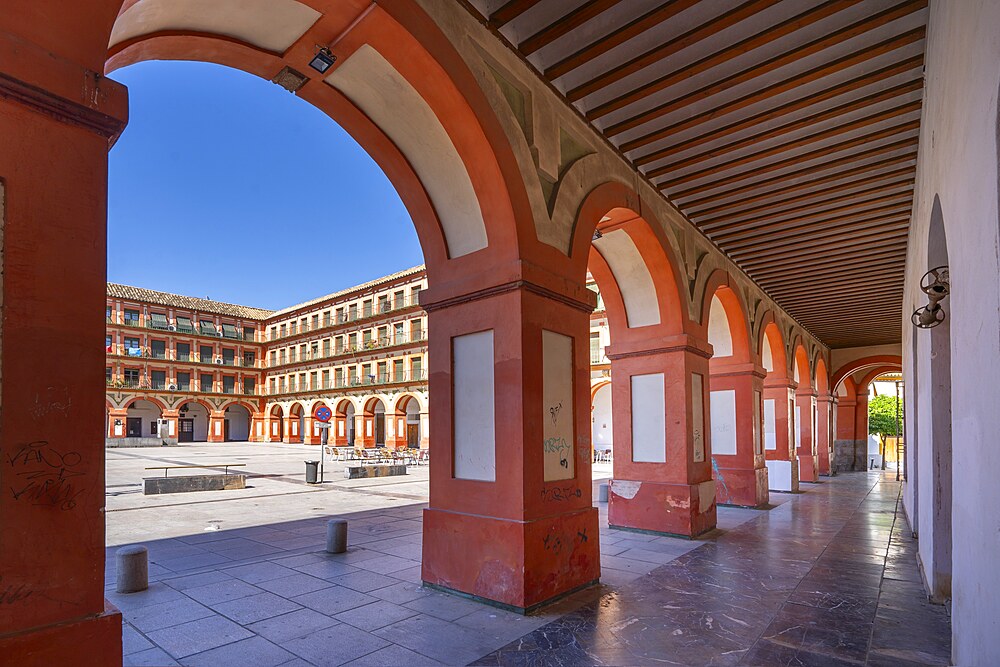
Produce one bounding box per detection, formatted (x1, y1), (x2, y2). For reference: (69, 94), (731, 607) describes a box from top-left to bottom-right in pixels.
(105, 442), (774, 666)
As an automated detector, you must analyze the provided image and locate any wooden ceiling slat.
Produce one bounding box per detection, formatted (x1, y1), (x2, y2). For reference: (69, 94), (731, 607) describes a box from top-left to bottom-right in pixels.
(633, 55), (923, 167)
(587, 0), (858, 119)
(566, 0), (779, 103)
(653, 100), (921, 184)
(697, 170), (915, 226)
(615, 24), (926, 150)
(685, 155), (917, 214)
(646, 93), (921, 178)
(748, 247), (908, 279)
(669, 121), (920, 200)
(544, 0), (701, 80)
(490, 0), (544, 27)
(714, 198), (914, 244)
(730, 219), (911, 260)
(673, 140), (918, 208)
(520, 0), (622, 55)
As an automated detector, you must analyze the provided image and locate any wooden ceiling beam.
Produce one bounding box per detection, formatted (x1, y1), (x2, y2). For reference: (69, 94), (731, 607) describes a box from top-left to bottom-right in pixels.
(685, 155), (916, 215)
(490, 0), (543, 28)
(670, 123), (920, 200)
(567, 0), (780, 103)
(520, 0), (622, 54)
(586, 0), (858, 117)
(544, 0), (701, 80)
(696, 169), (915, 225)
(650, 99), (922, 182)
(615, 24), (926, 150)
(633, 56), (923, 167)
(714, 199), (913, 244)
(734, 220), (911, 261)
(672, 140), (918, 208)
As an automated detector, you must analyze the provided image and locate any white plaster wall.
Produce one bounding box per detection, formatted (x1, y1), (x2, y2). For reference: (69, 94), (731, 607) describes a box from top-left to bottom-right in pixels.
(631, 373), (665, 463)
(592, 383), (613, 451)
(452, 330), (496, 481)
(762, 337), (774, 372)
(542, 330), (574, 481)
(764, 398), (777, 450)
(592, 230), (660, 328)
(707, 295), (733, 357)
(903, 2), (1000, 662)
(710, 390), (737, 456)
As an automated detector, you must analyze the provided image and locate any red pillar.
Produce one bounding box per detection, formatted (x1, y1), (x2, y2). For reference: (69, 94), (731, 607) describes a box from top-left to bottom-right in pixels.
(303, 416), (321, 445)
(816, 394), (834, 475)
(161, 409), (180, 442)
(332, 415), (348, 446)
(421, 280), (600, 612)
(107, 408), (128, 439)
(854, 394), (870, 470)
(0, 30), (126, 663)
(796, 389), (819, 483)
(764, 378), (799, 492)
(607, 335), (717, 537)
(249, 412), (264, 442)
(709, 360), (768, 508)
(207, 411), (225, 443)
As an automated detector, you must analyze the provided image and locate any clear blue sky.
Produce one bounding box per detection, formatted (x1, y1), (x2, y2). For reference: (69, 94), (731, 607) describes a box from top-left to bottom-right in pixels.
(108, 61), (423, 310)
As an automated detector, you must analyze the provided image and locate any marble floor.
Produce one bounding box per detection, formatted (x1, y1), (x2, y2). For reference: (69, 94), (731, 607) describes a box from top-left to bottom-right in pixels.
(107, 471), (950, 666)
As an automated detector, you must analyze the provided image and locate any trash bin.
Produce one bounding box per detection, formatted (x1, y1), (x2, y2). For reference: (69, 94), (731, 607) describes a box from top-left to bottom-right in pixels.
(305, 460), (320, 484)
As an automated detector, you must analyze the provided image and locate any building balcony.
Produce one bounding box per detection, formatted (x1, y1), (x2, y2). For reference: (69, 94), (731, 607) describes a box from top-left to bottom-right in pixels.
(107, 318), (260, 343)
(108, 345), (259, 368)
(106, 377), (261, 397)
(267, 369), (427, 398)
(267, 297), (421, 342)
(266, 332), (427, 370)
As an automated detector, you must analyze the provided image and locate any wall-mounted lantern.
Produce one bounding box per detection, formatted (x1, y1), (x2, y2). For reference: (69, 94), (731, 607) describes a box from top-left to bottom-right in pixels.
(911, 266), (949, 329)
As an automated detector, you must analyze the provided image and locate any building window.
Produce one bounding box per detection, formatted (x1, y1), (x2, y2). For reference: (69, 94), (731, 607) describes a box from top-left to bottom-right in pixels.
(322, 339), (331, 357)
(124, 337), (141, 357)
(106, 367), (113, 384)
(269, 378), (277, 394)
(124, 309), (140, 326)
(150, 370), (166, 390)
(177, 372), (191, 391)
(278, 377), (286, 393)
(106, 306), (113, 324)
(411, 319), (423, 340)
(221, 323), (238, 339)
(394, 322), (404, 343)
(394, 290), (405, 309)
(150, 340), (166, 359)
(200, 345), (214, 363)
(124, 368), (140, 388)
(279, 324), (287, 337)
(311, 314), (319, 329)
(310, 371), (317, 389)
(348, 333), (357, 351)
(335, 368), (343, 388)
(378, 326), (389, 346)
(590, 333), (602, 364)
(363, 330), (372, 347)
(299, 373), (306, 390)
(222, 376), (235, 394)
(199, 320), (216, 336)
(393, 359), (404, 381)
(175, 316), (193, 333)
(322, 311), (331, 327)
(411, 356), (423, 380)
(322, 370), (330, 389)
(176, 342), (191, 362)
(269, 351), (276, 366)
(243, 326), (255, 341)
(149, 312), (169, 330)
(299, 344), (307, 360)
(362, 300), (372, 318)
(410, 287), (421, 304)
(348, 303), (357, 321)
(378, 295), (389, 313)
(377, 361), (387, 383)
(244, 377), (256, 395)
(270, 326), (277, 340)
(221, 349), (235, 366)
(243, 351), (255, 367)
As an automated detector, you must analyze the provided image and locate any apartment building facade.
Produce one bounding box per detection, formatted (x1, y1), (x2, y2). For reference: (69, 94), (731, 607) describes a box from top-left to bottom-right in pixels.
(105, 266), (429, 448)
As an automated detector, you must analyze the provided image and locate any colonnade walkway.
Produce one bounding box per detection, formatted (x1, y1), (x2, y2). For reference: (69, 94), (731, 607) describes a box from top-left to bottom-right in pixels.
(107, 472), (949, 666)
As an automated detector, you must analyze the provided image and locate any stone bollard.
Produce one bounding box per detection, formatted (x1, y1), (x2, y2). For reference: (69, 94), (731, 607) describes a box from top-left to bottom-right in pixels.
(326, 519), (348, 554)
(598, 483), (609, 503)
(116, 545), (149, 593)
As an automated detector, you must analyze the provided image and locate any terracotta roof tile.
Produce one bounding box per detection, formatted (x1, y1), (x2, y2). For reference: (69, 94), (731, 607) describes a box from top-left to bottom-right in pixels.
(106, 283), (273, 320)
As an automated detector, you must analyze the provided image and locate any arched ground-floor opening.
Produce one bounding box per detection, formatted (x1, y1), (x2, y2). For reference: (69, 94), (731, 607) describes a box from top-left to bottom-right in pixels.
(177, 401), (209, 442)
(223, 404), (252, 442)
(125, 399), (161, 438)
(591, 381), (612, 462)
(287, 403), (305, 444)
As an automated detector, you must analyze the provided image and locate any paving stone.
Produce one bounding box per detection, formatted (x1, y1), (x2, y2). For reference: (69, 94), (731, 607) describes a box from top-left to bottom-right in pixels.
(341, 644), (445, 666)
(257, 572), (337, 598)
(348, 554), (417, 575)
(124, 647), (181, 666)
(162, 570), (236, 591)
(373, 613), (501, 665)
(334, 600), (419, 631)
(179, 635), (296, 667)
(369, 581), (432, 605)
(122, 624), (154, 655)
(125, 597), (217, 633)
(146, 614), (254, 659)
(214, 591), (303, 625)
(284, 623), (391, 666)
(183, 578), (266, 606)
(222, 561), (299, 584)
(293, 585), (379, 616)
(294, 559), (364, 580)
(106, 582), (187, 612)
(247, 608), (340, 644)
(326, 571), (398, 593)
(402, 592), (482, 622)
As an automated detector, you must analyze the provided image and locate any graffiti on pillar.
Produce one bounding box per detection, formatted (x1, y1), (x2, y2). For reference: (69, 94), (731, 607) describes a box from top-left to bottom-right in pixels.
(692, 373), (706, 463)
(0, 576), (32, 605)
(540, 484), (581, 502)
(29, 387), (72, 420)
(542, 331), (575, 481)
(6, 441), (85, 510)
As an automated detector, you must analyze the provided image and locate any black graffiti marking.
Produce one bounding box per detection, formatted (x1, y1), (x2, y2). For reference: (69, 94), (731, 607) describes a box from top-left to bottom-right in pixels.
(7, 441), (86, 510)
(543, 533), (564, 554)
(577, 529), (588, 543)
(0, 577), (32, 605)
(559, 457), (569, 469)
(541, 485), (582, 502)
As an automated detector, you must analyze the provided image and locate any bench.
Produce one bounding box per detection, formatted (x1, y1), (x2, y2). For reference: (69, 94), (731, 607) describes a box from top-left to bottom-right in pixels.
(142, 464), (247, 495)
(344, 463), (407, 479)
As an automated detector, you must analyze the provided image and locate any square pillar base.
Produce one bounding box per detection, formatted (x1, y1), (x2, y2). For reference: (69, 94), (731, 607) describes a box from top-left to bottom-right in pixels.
(608, 479), (717, 537)
(798, 454), (819, 483)
(0, 602), (122, 667)
(714, 465), (769, 508)
(421, 506), (600, 612)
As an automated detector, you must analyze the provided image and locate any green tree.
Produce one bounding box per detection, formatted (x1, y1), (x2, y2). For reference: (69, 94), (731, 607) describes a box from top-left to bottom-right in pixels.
(868, 393), (903, 470)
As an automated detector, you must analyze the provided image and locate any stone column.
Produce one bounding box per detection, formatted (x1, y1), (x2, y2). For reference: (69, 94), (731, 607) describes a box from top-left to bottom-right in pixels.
(854, 394), (870, 470)
(207, 411), (225, 443)
(709, 360), (768, 508)
(249, 412), (265, 442)
(796, 389), (819, 482)
(816, 394), (834, 475)
(108, 409), (129, 439)
(332, 414), (348, 447)
(421, 279), (599, 612)
(0, 30), (126, 662)
(282, 416), (296, 444)
(303, 416), (321, 445)
(419, 411), (430, 449)
(607, 335), (717, 537)
(834, 396), (867, 471)
(764, 378), (799, 492)
(161, 409), (180, 441)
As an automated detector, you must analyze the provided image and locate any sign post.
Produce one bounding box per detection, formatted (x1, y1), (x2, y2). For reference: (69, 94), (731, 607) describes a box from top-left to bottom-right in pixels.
(315, 406), (333, 483)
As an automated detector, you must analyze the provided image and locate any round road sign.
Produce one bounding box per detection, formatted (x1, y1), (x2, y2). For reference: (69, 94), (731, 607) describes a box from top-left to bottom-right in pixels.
(315, 406), (332, 422)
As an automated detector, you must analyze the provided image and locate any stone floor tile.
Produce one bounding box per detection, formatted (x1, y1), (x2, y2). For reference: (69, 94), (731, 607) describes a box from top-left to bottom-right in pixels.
(146, 614), (254, 659)
(179, 635), (296, 667)
(125, 597), (217, 633)
(334, 599), (419, 631)
(373, 614), (502, 665)
(223, 561), (299, 584)
(294, 559), (363, 580)
(183, 578), (266, 606)
(247, 608), (340, 644)
(402, 591), (483, 621)
(349, 554), (417, 575)
(369, 580), (432, 605)
(162, 570), (236, 591)
(257, 572), (337, 598)
(293, 585), (379, 616)
(283, 623), (391, 667)
(122, 624), (154, 655)
(341, 644), (445, 666)
(214, 591), (303, 625)
(325, 571), (398, 593)
(106, 582), (187, 611)
(123, 647), (181, 666)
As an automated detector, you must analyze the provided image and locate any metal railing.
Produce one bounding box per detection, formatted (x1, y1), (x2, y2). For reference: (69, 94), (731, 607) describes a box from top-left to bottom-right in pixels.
(266, 296), (421, 341)
(107, 317), (257, 341)
(265, 332), (427, 369)
(107, 345), (260, 367)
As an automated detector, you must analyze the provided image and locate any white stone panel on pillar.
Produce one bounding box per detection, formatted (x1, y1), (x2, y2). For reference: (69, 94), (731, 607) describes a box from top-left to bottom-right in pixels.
(764, 398), (776, 450)
(753, 390), (763, 455)
(710, 390), (737, 456)
(453, 331), (496, 481)
(542, 331), (574, 481)
(631, 373), (665, 463)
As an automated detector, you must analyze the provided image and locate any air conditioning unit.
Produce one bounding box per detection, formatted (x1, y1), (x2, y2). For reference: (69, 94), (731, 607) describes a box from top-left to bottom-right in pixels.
(214, 357), (224, 365)
(167, 383), (178, 391)
(216, 331), (223, 337)
(167, 325), (177, 331)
